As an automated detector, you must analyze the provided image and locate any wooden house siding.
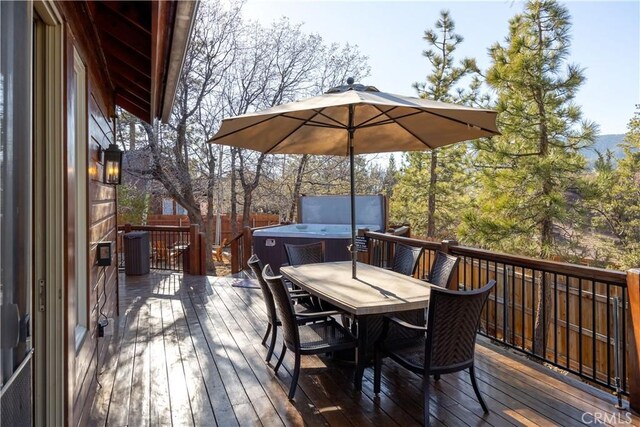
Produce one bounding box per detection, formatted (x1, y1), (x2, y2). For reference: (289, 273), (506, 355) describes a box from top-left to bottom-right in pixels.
(61, 14), (119, 426)
(77, 86), (119, 426)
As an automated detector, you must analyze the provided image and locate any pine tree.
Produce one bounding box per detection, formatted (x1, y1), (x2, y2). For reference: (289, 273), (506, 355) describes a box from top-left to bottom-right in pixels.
(591, 108), (640, 269)
(382, 154), (398, 200)
(461, 0), (597, 355)
(390, 10), (477, 239)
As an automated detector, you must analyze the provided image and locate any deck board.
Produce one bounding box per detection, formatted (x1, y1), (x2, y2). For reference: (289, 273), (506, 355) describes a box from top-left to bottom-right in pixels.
(148, 300), (171, 425)
(129, 302), (150, 426)
(89, 270), (639, 426)
(210, 283), (327, 427)
(105, 303), (138, 427)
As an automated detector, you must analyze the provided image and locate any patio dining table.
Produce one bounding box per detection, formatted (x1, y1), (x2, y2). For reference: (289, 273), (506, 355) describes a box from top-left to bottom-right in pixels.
(280, 261), (433, 390)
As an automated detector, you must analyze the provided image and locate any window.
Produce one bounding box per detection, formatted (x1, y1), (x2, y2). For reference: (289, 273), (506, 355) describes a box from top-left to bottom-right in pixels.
(175, 203), (187, 215)
(162, 198), (187, 215)
(162, 198), (173, 215)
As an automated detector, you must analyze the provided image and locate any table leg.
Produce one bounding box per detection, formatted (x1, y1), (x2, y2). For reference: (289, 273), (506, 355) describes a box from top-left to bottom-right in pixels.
(354, 315), (368, 391)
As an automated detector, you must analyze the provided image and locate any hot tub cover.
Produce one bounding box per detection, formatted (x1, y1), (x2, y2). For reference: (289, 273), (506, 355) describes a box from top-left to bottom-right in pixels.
(253, 223), (380, 239)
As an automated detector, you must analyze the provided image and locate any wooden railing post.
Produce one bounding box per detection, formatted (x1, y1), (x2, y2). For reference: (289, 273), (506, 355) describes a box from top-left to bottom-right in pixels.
(440, 239), (458, 254)
(230, 238), (240, 274)
(199, 232), (206, 275)
(627, 268), (640, 411)
(189, 224), (200, 275)
(242, 226), (252, 271)
(441, 239), (459, 290)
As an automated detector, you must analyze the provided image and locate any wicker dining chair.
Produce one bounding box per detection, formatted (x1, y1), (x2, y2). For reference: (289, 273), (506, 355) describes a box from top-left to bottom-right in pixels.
(284, 241), (325, 265)
(248, 254), (313, 363)
(262, 264), (357, 400)
(426, 251), (460, 288)
(284, 241), (326, 309)
(391, 243), (423, 276)
(374, 280), (496, 427)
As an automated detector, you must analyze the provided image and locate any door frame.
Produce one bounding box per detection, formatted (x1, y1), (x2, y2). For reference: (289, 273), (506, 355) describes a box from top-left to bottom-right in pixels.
(33, 1), (65, 425)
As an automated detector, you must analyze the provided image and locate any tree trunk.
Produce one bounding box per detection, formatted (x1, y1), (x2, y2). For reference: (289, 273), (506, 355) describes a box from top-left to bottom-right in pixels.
(426, 150), (438, 238)
(238, 153), (265, 229)
(204, 150), (217, 274)
(532, 82), (553, 357)
(242, 190), (252, 228)
(129, 120), (136, 150)
(230, 149), (238, 237)
(288, 154), (309, 221)
(533, 181), (554, 356)
(202, 216), (216, 275)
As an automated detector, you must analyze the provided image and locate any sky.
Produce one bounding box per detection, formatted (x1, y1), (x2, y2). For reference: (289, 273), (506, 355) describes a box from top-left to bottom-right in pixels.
(242, 0), (640, 135)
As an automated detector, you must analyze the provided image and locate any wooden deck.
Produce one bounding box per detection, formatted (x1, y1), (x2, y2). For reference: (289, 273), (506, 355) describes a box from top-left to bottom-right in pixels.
(89, 270), (638, 426)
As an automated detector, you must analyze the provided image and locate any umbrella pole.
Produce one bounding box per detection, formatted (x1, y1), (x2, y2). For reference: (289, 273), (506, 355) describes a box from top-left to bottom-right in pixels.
(348, 118), (357, 279)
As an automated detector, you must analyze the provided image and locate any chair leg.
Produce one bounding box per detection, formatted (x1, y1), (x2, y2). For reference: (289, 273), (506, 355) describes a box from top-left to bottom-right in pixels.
(288, 352), (301, 400)
(274, 344), (287, 374)
(423, 374), (431, 427)
(265, 323), (278, 363)
(373, 348), (382, 394)
(341, 314), (351, 329)
(469, 365), (489, 413)
(261, 323), (272, 346)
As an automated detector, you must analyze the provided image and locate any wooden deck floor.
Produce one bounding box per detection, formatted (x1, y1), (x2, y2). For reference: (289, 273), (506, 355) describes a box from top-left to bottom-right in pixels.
(89, 270), (638, 426)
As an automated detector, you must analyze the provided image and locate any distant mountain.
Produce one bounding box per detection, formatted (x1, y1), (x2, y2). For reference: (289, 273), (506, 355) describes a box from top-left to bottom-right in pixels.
(582, 134), (625, 163)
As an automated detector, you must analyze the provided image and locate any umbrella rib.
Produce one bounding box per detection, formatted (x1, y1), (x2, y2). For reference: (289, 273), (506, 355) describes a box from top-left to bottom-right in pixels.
(357, 110), (425, 129)
(313, 109), (348, 128)
(212, 114), (281, 141)
(280, 112), (345, 129)
(419, 109), (499, 135)
(354, 106), (399, 127)
(264, 109), (326, 154)
(369, 105), (435, 149)
(362, 105), (498, 135)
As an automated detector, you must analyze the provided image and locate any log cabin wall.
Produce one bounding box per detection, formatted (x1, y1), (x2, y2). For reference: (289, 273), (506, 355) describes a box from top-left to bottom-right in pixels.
(58, 4), (119, 425)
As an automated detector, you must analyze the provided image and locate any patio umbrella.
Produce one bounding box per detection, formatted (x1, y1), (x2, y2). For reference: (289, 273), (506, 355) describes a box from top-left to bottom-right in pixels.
(209, 79), (499, 278)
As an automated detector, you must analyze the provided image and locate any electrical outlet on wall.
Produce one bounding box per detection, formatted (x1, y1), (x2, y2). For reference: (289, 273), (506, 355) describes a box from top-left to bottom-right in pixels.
(97, 318), (108, 337)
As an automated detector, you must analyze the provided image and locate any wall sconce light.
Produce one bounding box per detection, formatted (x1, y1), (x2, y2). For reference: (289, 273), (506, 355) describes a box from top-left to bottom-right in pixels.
(101, 143), (123, 185)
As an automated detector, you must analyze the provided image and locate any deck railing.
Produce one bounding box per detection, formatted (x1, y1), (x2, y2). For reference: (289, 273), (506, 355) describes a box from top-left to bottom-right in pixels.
(363, 230), (630, 396)
(117, 224), (207, 274)
(228, 223), (290, 274)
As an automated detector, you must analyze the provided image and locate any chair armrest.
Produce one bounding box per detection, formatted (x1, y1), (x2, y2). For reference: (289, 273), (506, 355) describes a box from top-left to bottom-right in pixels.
(295, 310), (342, 323)
(290, 292), (312, 300)
(297, 310), (341, 318)
(384, 315), (428, 332)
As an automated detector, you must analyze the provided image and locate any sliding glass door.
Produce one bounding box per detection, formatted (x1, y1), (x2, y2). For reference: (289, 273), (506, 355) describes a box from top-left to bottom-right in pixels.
(0, 1), (33, 423)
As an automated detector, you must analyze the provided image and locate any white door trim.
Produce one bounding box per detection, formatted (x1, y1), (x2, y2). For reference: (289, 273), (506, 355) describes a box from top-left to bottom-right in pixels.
(33, 1), (65, 425)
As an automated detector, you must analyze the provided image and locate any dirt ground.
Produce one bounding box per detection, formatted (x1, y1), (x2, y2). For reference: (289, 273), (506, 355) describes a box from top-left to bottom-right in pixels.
(213, 261), (232, 277)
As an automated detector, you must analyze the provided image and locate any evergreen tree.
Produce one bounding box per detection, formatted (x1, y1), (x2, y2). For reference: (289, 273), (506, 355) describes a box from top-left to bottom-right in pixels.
(461, 0), (597, 355)
(591, 108), (640, 269)
(464, 0), (596, 256)
(390, 10), (478, 238)
(382, 154), (398, 200)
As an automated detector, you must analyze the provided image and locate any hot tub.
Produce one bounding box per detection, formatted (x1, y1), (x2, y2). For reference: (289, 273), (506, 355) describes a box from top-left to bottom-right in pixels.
(253, 223), (380, 273)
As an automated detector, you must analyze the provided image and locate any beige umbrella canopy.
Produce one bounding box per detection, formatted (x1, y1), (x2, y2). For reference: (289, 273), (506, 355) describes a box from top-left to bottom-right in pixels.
(209, 80), (499, 278)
